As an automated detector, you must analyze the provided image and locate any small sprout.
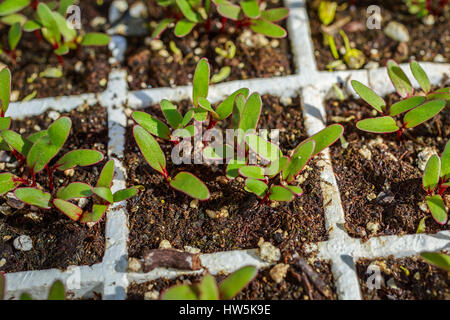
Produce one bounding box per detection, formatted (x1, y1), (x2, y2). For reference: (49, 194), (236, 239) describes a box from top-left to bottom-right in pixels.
(39, 67), (63, 78)
(422, 141), (449, 225)
(152, 0), (288, 39)
(211, 66), (231, 84)
(420, 252), (450, 272)
(351, 61), (448, 137)
(0, 67), (139, 223)
(162, 266), (257, 300)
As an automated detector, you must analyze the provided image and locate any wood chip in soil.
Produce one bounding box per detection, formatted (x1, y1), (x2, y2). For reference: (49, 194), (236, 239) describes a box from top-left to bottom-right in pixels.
(123, 0), (293, 89)
(357, 255), (450, 300)
(325, 91), (450, 239)
(0, 104), (108, 272)
(125, 95), (327, 258)
(306, 0), (449, 70)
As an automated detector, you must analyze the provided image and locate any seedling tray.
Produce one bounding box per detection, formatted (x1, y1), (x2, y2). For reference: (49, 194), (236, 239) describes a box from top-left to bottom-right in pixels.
(2, 0), (449, 300)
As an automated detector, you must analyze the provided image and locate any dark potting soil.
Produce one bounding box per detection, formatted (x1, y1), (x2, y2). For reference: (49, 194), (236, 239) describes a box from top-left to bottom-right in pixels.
(0, 1), (113, 99)
(125, 95), (327, 259)
(124, 0), (294, 89)
(0, 104), (108, 273)
(325, 92), (450, 239)
(357, 255), (449, 300)
(306, 0), (450, 70)
(127, 259), (336, 300)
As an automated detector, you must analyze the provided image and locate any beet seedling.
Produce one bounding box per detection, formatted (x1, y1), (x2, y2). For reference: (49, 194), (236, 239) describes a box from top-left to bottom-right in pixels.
(420, 252), (450, 272)
(161, 266), (257, 300)
(0, 68), (139, 223)
(0, 1), (110, 64)
(351, 60), (449, 137)
(152, 0), (289, 38)
(422, 141), (449, 225)
(405, 0), (448, 17)
(239, 124), (344, 204)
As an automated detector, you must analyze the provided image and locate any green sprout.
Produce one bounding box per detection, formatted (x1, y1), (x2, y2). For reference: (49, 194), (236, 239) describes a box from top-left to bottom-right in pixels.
(238, 125), (343, 204)
(161, 266), (257, 300)
(420, 252), (450, 272)
(0, 272), (66, 300)
(0, 68), (139, 223)
(351, 60), (449, 137)
(325, 30), (365, 70)
(0, 1), (110, 64)
(405, 0), (448, 18)
(318, 1), (337, 26)
(152, 0), (289, 38)
(422, 141), (449, 225)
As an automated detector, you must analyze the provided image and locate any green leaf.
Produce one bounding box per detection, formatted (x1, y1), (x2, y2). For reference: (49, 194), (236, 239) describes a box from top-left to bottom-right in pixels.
(244, 178), (268, 197)
(0, 0), (30, 16)
(79, 204), (108, 224)
(8, 22), (22, 50)
(151, 18), (173, 38)
(217, 2), (241, 20)
(285, 185), (303, 196)
(264, 156), (289, 177)
(426, 195), (448, 225)
(39, 67), (63, 78)
(218, 266), (257, 300)
(403, 100), (446, 129)
(410, 61), (430, 93)
(356, 116), (399, 133)
(174, 19), (196, 37)
(308, 124), (344, 156)
(172, 125), (196, 138)
(58, 0), (75, 15)
(56, 182), (93, 200)
(284, 140), (315, 182)
(202, 144), (234, 161)
(198, 97), (219, 119)
(387, 60), (413, 98)
(48, 281), (66, 300)
(181, 109), (194, 127)
(170, 172), (210, 200)
(15, 188), (51, 209)
(55, 149), (103, 171)
(389, 96), (425, 116)
(132, 111), (171, 140)
(134, 126), (167, 176)
(27, 117), (71, 173)
(96, 160), (115, 188)
(161, 99), (183, 129)
(1, 13), (27, 26)
(23, 20), (41, 32)
(250, 19), (286, 38)
(240, 0), (260, 18)
(93, 187), (114, 204)
(261, 8), (289, 21)
(226, 158), (246, 179)
(421, 252), (450, 272)
(211, 66), (231, 84)
(162, 284), (197, 300)
(0, 173), (18, 195)
(440, 141), (450, 180)
(20, 293), (32, 300)
(238, 93), (262, 143)
(52, 11), (76, 42)
(0, 68), (11, 115)
(53, 199), (82, 221)
(239, 166), (266, 180)
(416, 217), (427, 234)
(193, 58), (210, 107)
(216, 88), (249, 121)
(351, 80), (385, 113)
(37, 3), (60, 44)
(198, 274), (219, 300)
(113, 187), (139, 203)
(423, 155), (440, 192)
(193, 107), (209, 122)
(269, 185), (294, 202)
(0, 116), (10, 130)
(176, 0), (201, 22)
(81, 32), (110, 46)
(318, 0), (337, 25)
(0, 130), (32, 156)
(245, 133), (281, 162)
(427, 91), (450, 101)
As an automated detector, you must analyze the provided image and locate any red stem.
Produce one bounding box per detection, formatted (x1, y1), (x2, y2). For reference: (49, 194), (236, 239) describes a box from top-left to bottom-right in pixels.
(45, 165), (54, 191)
(34, 30), (42, 42)
(220, 17), (227, 32)
(31, 0), (39, 10)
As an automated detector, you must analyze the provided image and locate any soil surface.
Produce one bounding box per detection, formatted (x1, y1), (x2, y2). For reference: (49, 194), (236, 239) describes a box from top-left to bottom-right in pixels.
(127, 259), (336, 300)
(0, 2), (112, 99)
(357, 255), (450, 300)
(124, 0), (293, 89)
(326, 92), (450, 239)
(0, 104), (108, 272)
(125, 95), (327, 258)
(307, 0), (450, 70)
